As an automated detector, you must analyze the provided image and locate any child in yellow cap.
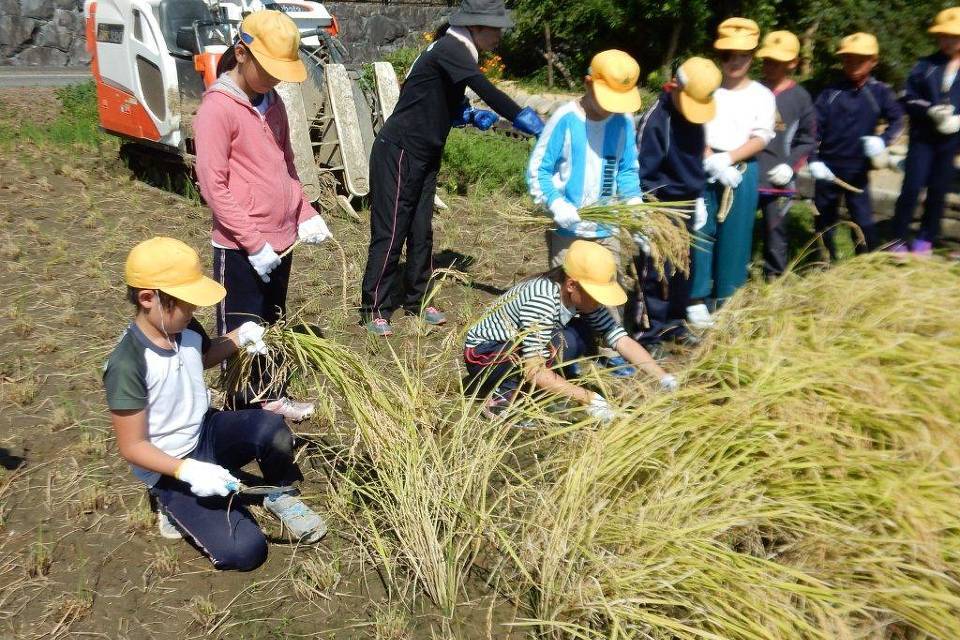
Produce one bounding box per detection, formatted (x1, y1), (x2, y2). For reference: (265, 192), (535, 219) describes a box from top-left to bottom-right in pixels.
(892, 8), (960, 255)
(103, 237), (327, 568)
(808, 33), (904, 259)
(195, 10), (332, 420)
(527, 49), (645, 376)
(690, 18), (776, 328)
(755, 30), (816, 277)
(464, 241), (676, 425)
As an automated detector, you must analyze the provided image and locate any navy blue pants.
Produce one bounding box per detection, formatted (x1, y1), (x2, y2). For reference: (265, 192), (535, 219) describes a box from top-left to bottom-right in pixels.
(892, 138), (959, 244)
(151, 410), (302, 571)
(463, 319), (593, 399)
(213, 247), (293, 408)
(360, 136), (440, 321)
(758, 193), (793, 278)
(813, 168), (875, 259)
(631, 252), (690, 347)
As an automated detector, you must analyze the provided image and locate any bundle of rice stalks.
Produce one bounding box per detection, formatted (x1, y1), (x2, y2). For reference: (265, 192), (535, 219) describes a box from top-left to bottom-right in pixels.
(500, 199), (693, 275)
(497, 254), (960, 639)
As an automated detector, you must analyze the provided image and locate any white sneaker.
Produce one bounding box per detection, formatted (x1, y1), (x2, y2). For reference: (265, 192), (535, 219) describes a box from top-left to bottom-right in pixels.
(263, 398), (315, 422)
(686, 303), (715, 330)
(157, 510), (182, 540)
(263, 494), (328, 543)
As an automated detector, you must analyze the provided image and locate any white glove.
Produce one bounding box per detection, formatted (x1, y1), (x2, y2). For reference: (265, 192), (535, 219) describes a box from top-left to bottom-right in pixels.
(237, 321), (268, 355)
(175, 459), (240, 498)
(937, 115), (960, 135)
(861, 136), (886, 158)
(703, 152), (733, 178)
(659, 374), (679, 393)
(625, 196), (644, 206)
(693, 197), (707, 231)
(297, 215), (332, 245)
(927, 104), (954, 124)
(807, 161), (835, 182)
(551, 198), (581, 229)
(767, 163), (794, 186)
(248, 243), (281, 283)
(717, 165), (743, 188)
(586, 394), (616, 423)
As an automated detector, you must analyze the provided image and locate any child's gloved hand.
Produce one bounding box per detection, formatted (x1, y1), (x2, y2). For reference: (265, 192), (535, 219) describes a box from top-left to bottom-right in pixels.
(659, 374), (679, 393)
(767, 163), (794, 186)
(693, 197), (708, 231)
(807, 161), (836, 182)
(451, 100), (474, 128)
(175, 459), (240, 498)
(297, 215), (332, 244)
(716, 165), (743, 188)
(586, 393), (616, 423)
(248, 243), (281, 283)
(551, 198), (581, 229)
(927, 104), (954, 124)
(703, 152), (733, 178)
(861, 136), (886, 158)
(237, 321), (268, 355)
(471, 109), (499, 131)
(937, 115), (960, 135)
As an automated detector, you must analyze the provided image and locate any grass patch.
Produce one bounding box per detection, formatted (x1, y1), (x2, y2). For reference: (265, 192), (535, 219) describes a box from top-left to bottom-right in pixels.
(441, 128), (532, 196)
(0, 82), (110, 149)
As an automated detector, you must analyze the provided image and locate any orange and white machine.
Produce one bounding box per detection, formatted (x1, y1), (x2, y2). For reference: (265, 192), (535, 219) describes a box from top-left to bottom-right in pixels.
(83, 0), (400, 207)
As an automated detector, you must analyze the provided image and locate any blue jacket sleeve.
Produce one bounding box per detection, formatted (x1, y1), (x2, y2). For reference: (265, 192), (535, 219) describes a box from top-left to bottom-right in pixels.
(878, 84), (906, 145)
(616, 115), (642, 199)
(901, 60), (933, 121)
(636, 104), (668, 188)
(808, 91), (830, 163)
(788, 93), (817, 169)
(527, 112), (569, 210)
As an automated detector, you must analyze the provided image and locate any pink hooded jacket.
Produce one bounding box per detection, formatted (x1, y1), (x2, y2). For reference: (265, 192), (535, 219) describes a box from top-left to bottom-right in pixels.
(194, 74), (316, 254)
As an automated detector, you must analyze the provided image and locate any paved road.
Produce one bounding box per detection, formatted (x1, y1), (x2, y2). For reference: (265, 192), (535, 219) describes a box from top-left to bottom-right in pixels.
(0, 67), (90, 88)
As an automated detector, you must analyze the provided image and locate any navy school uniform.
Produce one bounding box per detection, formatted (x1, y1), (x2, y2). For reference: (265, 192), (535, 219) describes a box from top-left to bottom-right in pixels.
(631, 91), (706, 345)
(811, 77), (905, 256)
(893, 52), (960, 245)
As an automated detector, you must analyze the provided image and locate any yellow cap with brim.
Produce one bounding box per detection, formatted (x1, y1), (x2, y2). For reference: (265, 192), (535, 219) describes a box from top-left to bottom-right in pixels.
(676, 57), (721, 124)
(125, 237), (226, 307)
(757, 30), (801, 62)
(562, 240), (627, 307)
(714, 17), (760, 51)
(836, 32), (879, 56)
(240, 10), (307, 83)
(589, 49), (643, 114)
(929, 8), (960, 36)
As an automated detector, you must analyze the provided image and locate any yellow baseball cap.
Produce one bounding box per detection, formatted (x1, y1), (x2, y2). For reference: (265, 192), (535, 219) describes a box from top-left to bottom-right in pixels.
(757, 30), (801, 62)
(714, 17), (760, 51)
(675, 57), (721, 124)
(562, 240), (627, 307)
(588, 50), (643, 114)
(837, 32), (879, 56)
(125, 237), (226, 307)
(929, 8), (960, 36)
(239, 10), (307, 83)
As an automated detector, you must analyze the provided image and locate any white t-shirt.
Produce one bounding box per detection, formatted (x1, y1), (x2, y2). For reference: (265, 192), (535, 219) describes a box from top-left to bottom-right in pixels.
(705, 80), (777, 151)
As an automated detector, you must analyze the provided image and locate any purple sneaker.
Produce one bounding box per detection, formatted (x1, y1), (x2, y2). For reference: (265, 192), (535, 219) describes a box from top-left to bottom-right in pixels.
(910, 239), (933, 256)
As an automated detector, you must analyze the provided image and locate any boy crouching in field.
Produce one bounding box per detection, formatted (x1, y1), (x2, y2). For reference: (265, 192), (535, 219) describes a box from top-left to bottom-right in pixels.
(103, 237), (326, 571)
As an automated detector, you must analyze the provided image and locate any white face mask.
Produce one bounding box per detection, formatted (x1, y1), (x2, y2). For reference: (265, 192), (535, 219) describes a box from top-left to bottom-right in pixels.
(559, 301), (577, 326)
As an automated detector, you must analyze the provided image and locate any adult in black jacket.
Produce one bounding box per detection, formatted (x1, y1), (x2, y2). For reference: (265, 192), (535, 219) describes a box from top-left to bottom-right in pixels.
(359, 0), (544, 335)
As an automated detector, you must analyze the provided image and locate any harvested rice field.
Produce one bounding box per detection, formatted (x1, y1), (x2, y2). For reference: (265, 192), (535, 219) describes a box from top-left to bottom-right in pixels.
(1, 87), (959, 639)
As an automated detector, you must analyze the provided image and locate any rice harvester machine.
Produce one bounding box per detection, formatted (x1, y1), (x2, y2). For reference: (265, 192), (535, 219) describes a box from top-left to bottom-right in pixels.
(83, 0), (405, 212)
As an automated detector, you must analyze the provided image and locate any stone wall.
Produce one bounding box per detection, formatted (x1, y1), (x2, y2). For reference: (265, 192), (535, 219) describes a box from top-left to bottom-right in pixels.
(0, 0), (448, 66)
(325, 0), (451, 63)
(0, 0), (89, 65)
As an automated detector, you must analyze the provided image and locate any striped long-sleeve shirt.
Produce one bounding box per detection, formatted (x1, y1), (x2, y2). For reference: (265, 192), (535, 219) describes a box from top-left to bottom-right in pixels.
(465, 277), (627, 359)
(526, 100), (642, 239)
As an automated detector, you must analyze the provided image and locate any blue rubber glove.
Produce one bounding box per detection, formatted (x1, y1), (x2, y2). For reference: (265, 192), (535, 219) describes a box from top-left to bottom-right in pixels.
(451, 101), (474, 128)
(512, 106), (544, 137)
(472, 109), (498, 131)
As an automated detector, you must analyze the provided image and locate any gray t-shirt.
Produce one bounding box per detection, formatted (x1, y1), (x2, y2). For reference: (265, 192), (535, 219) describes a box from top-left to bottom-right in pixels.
(102, 320), (211, 486)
